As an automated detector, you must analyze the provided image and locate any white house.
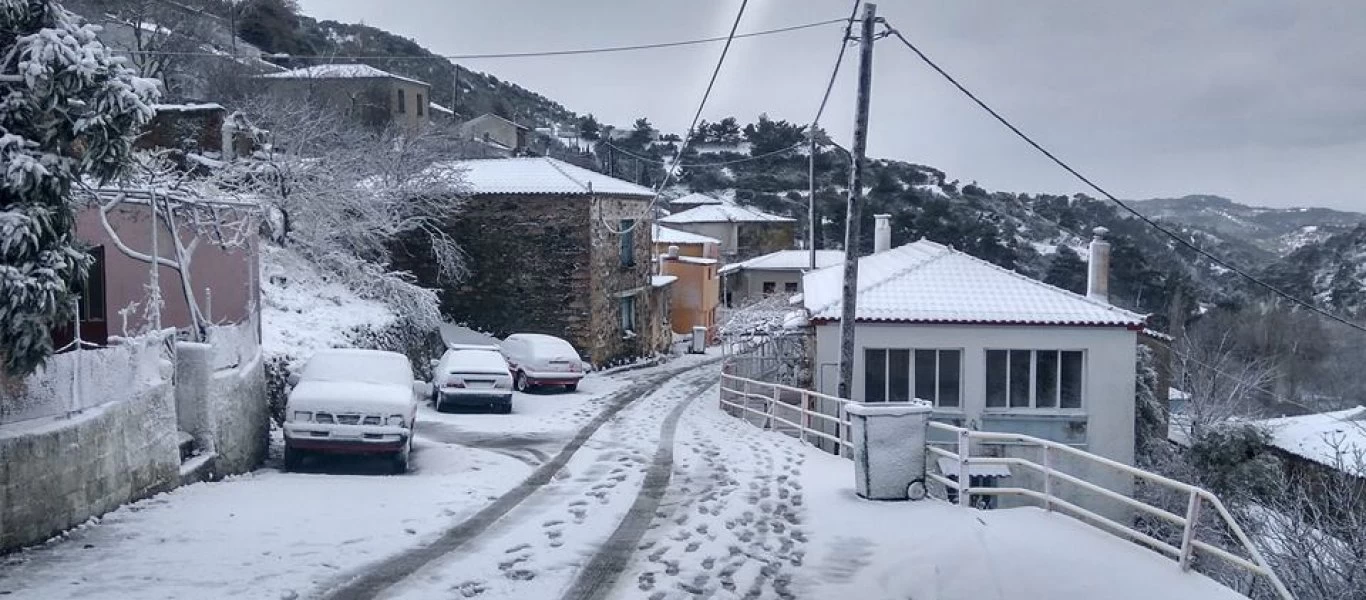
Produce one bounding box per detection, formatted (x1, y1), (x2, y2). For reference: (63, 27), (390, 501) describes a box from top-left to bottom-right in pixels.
(720, 249), (844, 306)
(669, 192), (725, 211)
(657, 202), (795, 261)
(801, 218), (1147, 512)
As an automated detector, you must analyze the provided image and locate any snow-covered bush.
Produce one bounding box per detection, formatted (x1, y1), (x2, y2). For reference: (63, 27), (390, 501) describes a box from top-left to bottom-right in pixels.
(0, 0), (159, 375)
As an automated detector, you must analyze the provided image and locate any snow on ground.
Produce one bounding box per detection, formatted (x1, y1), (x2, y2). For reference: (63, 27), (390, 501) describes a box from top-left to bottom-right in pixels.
(0, 437), (527, 600)
(260, 245), (396, 362)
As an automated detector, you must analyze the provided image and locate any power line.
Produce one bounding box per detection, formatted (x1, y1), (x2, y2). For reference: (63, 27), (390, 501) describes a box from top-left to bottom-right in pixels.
(112, 17), (847, 61)
(811, 0), (861, 128)
(882, 23), (1366, 336)
(602, 0), (752, 236)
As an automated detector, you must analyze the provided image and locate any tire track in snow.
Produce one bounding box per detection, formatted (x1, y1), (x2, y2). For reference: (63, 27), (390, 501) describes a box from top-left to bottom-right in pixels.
(316, 358), (721, 600)
(556, 376), (716, 600)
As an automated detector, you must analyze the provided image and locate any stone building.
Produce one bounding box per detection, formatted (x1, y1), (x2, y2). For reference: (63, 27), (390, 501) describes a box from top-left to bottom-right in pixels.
(422, 157), (668, 365)
(256, 64), (431, 130)
(657, 201), (796, 262)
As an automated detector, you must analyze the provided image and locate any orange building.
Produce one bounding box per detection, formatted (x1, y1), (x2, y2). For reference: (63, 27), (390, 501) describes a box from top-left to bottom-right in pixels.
(653, 225), (722, 337)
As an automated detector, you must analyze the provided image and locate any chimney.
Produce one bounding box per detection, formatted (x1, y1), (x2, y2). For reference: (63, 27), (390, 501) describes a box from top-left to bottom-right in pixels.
(667, 245), (680, 259)
(874, 214), (891, 253)
(1087, 226), (1111, 303)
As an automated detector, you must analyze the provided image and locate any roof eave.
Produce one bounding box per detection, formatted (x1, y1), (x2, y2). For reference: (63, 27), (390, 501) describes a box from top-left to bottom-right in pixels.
(806, 317), (1147, 329)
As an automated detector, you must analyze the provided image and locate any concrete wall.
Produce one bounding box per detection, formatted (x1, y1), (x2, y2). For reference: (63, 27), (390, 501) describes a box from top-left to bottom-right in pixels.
(727, 268), (803, 307)
(812, 322), (1138, 469)
(458, 114), (525, 152)
(665, 222), (737, 255)
(208, 348), (269, 474)
(663, 221), (794, 262)
(0, 337), (180, 552)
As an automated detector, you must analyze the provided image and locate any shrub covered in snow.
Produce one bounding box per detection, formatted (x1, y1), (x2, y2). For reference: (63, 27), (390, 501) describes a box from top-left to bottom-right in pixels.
(0, 0), (159, 375)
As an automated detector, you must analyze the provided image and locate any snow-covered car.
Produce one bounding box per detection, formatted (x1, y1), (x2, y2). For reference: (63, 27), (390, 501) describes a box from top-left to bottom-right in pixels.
(283, 349), (420, 474)
(432, 346), (514, 413)
(500, 333), (585, 392)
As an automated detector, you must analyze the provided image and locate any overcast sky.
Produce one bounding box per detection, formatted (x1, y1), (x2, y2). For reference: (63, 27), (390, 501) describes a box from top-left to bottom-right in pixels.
(297, 0), (1366, 211)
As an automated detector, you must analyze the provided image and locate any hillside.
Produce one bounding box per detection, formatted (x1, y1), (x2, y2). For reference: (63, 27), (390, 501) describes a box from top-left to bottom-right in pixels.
(1262, 224), (1366, 318)
(1132, 194), (1365, 255)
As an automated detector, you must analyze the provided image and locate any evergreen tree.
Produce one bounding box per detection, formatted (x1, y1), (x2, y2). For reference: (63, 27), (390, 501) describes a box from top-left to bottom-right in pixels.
(1043, 245), (1088, 294)
(0, 0), (159, 376)
(577, 113), (600, 141)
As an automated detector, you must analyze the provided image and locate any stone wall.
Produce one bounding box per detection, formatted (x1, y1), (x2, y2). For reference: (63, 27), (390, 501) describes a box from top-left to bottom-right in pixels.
(736, 222), (796, 261)
(0, 340), (180, 553)
(208, 350), (268, 475)
(588, 195), (662, 365)
(431, 194), (595, 356)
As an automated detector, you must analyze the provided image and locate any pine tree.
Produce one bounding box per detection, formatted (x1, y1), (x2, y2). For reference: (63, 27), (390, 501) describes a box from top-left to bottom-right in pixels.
(1043, 245), (1088, 294)
(0, 0), (159, 376)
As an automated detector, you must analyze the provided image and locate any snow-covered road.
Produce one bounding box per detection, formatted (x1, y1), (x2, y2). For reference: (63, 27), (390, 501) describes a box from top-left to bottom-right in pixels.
(1, 351), (1248, 600)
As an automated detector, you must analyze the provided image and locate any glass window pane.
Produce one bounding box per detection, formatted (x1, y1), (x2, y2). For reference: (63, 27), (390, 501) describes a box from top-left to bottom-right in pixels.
(889, 350), (910, 402)
(1009, 350), (1032, 407)
(986, 350), (1007, 407)
(863, 349), (887, 402)
(938, 350), (961, 407)
(1061, 351), (1084, 408)
(1035, 350), (1058, 408)
(913, 350), (935, 403)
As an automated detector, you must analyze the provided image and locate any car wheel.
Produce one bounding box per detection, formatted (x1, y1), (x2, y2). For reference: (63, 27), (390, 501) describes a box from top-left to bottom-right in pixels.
(283, 445), (304, 472)
(564, 382), (578, 392)
(391, 442), (411, 475)
(514, 371), (530, 392)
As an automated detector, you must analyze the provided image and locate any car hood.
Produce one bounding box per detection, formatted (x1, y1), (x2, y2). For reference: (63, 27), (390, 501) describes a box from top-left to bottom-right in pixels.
(287, 380), (414, 415)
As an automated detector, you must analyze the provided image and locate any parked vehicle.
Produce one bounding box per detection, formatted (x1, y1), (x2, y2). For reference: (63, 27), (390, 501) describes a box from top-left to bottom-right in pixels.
(283, 349), (421, 474)
(500, 333), (585, 392)
(433, 346), (514, 413)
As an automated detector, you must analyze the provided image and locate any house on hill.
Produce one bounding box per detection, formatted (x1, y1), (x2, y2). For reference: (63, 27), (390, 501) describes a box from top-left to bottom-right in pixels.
(419, 157), (668, 365)
(1256, 407), (1366, 504)
(458, 113), (534, 156)
(800, 225), (1147, 513)
(657, 202), (795, 261)
(668, 193), (725, 212)
(256, 64), (431, 130)
(653, 225), (722, 337)
(720, 249), (845, 307)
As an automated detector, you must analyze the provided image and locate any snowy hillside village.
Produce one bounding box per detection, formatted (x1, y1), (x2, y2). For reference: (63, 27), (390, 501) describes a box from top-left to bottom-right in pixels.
(4, 2), (1366, 600)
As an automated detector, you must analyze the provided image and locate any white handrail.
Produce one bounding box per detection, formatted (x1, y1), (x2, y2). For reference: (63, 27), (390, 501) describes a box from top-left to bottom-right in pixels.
(718, 373), (1292, 600)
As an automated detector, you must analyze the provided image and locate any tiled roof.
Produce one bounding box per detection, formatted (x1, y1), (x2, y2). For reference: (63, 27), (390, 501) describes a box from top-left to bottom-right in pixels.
(719, 250), (844, 274)
(653, 224), (720, 246)
(1257, 407), (1366, 476)
(259, 63), (429, 87)
(431, 157), (655, 197)
(802, 240), (1146, 327)
(658, 203), (794, 224)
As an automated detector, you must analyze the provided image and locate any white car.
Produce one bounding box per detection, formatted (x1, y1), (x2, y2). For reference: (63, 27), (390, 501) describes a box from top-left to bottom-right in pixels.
(283, 349), (420, 474)
(433, 345), (514, 413)
(500, 333), (586, 393)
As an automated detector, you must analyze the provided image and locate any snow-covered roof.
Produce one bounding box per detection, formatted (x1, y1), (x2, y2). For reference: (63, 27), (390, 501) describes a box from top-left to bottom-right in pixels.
(653, 224), (720, 246)
(802, 240), (1147, 327)
(658, 203), (793, 224)
(259, 63), (429, 87)
(719, 250), (844, 274)
(154, 103), (224, 112)
(429, 102), (454, 116)
(670, 193), (724, 207)
(432, 157), (655, 198)
(668, 256), (717, 266)
(651, 275), (678, 287)
(1258, 407), (1366, 476)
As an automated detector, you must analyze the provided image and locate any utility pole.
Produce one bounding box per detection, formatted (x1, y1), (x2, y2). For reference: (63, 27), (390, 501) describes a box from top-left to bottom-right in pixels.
(836, 3), (877, 400)
(808, 129), (817, 270)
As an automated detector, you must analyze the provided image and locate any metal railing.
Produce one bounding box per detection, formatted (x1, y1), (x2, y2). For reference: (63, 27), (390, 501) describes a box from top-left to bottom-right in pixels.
(926, 421), (1292, 600)
(718, 372), (853, 456)
(716, 373), (1291, 600)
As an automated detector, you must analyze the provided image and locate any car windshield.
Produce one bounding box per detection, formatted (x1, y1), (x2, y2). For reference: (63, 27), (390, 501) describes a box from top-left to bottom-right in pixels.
(301, 351), (411, 385)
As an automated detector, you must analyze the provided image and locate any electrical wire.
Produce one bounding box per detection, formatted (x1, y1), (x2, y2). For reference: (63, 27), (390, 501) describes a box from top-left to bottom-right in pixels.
(600, 0), (752, 236)
(112, 17), (847, 61)
(882, 23), (1366, 335)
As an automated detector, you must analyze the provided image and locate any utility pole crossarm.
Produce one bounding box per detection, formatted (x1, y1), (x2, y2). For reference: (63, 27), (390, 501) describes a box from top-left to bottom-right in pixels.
(836, 3), (877, 400)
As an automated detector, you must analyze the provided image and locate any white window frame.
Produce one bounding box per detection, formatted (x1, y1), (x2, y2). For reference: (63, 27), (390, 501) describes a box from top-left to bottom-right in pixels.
(984, 349), (1086, 412)
(862, 347), (963, 408)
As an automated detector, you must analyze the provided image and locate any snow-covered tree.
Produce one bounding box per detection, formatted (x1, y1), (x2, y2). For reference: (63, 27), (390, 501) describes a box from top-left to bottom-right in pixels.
(0, 0), (159, 376)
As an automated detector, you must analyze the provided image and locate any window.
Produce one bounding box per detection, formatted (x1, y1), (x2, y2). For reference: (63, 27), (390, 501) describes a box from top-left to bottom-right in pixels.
(762, 281), (776, 295)
(397, 89), (406, 113)
(862, 348), (962, 407)
(619, 220), (635, 267)
(986, 350), (1085, 409)
(784, 282), (799, 293)
(416, 93), (424, 116)
(620, 295), (636, 332)
(78, 246), (106, 321)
